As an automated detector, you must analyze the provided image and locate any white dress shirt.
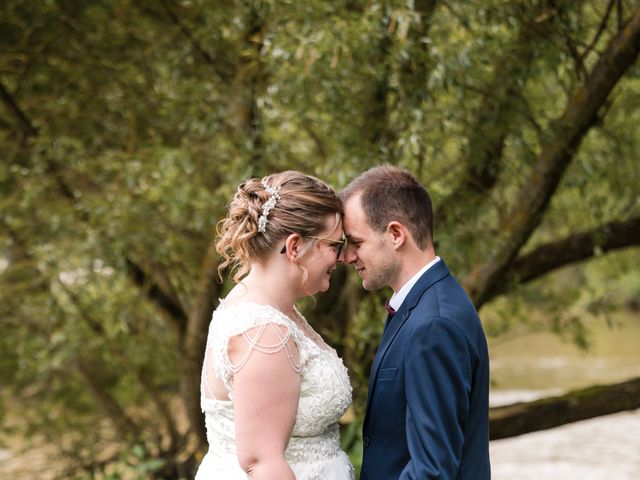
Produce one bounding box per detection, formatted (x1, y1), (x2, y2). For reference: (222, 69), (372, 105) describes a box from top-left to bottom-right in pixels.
(388, 256), (441, 312)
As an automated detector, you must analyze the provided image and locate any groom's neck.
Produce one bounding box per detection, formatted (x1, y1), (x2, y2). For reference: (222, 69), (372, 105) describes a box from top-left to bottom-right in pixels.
(389, 246), (436, 293)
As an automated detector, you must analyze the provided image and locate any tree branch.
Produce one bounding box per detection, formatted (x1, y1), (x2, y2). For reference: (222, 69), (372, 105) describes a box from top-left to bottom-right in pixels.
(0, 82), (90, 216)
(77, 359), (141, 441)
(490, 377), (640, 440)
(366, 15), (393, 154)
(483, 216), (640, 303)
(45, 156), (190, 331)
(10, 167), (189, 336)
(369, 0), (439, 163)
(125, 258), (188, 339)
(561, 24), (588, 78)
(243, 3), (267, 176)
(301, 118), (328, 163)
(135, 368), (182, 455)
(179, 239), (220, 449)
(4, 217), (184, 456)
(1, 90), (190, 336)
(158, 0), (214, 65)
(134, 0), (234, 82)
(464, 5), (640, 308)
(3, 1), (194, 359)
(398, 0), (438, 170)
(617, 0), (624, 31)
(47, 165), (189, 334)
(437, 2), (560, 226)
(0, 79), (38, 138)
(579, 0), (616, 62)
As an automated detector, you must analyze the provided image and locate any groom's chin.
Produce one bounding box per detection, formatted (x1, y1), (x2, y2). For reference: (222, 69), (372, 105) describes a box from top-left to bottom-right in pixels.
(362, 277), (385, 291)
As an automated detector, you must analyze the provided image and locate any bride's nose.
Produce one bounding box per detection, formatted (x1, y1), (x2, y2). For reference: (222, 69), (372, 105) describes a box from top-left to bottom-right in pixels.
(338, 244), (353, 264)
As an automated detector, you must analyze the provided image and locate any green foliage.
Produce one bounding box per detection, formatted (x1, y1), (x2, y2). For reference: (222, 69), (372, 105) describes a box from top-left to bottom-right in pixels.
(1, 0), (639, 476)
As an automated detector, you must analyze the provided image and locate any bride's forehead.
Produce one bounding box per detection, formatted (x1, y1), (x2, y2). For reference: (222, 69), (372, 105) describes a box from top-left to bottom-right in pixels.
(309, 216), (342, 243)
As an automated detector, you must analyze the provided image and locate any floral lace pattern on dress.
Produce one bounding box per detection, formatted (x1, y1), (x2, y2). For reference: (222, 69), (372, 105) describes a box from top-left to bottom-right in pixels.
(197, 301), (354, 479)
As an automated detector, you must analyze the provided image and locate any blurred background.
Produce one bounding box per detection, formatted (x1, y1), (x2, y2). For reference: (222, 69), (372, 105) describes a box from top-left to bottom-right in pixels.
(1, 0), (639, 478)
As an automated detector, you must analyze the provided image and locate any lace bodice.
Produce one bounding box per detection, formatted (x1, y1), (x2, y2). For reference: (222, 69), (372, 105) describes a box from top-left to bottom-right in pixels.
(196, 301), (354, 479)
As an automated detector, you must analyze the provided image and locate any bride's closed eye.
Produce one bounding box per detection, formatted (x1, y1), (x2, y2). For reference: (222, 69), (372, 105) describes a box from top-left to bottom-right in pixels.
(308, 235), (346, 259)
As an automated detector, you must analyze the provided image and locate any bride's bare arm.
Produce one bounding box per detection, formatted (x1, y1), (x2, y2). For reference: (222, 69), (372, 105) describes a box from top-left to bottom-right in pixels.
(229, 323), (302, 479)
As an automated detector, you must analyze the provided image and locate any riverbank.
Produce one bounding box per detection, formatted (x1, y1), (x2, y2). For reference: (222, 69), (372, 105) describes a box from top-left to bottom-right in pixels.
(490, 408), (640, 480)
(488, 310), (640, 479)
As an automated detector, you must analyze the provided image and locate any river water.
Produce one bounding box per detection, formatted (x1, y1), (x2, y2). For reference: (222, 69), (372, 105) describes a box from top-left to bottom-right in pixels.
(488, 311), (640, 479)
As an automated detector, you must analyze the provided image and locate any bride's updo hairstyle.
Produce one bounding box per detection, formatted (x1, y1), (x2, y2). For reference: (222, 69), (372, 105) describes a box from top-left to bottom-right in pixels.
(216, 171), (343, 282)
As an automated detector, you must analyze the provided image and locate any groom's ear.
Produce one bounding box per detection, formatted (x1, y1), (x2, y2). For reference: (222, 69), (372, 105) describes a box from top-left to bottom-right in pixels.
(386, 221), (407, 250)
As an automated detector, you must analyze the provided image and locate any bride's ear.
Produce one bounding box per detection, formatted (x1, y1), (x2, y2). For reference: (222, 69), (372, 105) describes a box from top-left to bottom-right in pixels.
(283, 233), (303, 261)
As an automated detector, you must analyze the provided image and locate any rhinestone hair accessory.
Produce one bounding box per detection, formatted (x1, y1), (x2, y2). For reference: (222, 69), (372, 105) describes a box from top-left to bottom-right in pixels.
(257, 179), (281, 233)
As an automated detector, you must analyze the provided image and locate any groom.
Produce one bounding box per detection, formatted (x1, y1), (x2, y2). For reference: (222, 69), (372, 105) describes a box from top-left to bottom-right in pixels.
(340, 165), (490, 479)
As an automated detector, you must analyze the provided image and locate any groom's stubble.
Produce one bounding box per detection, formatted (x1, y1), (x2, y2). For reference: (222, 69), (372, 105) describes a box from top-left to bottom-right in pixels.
(361, 238), (397, 291)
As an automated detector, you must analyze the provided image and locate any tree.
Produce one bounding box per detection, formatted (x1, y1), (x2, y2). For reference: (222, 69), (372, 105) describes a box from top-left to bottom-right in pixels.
(1, 0), (639, 477)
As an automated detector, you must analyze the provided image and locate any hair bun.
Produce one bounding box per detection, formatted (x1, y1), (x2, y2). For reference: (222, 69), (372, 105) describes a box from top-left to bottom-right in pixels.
(216, 171), (342, 282)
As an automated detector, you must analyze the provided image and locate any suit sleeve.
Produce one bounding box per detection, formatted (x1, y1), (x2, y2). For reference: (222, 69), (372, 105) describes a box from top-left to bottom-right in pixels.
(399, 317), (472, 480)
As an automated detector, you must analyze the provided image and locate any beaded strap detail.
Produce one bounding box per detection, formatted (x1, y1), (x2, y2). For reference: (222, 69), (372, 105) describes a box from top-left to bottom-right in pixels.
(230, 322), (302, 374)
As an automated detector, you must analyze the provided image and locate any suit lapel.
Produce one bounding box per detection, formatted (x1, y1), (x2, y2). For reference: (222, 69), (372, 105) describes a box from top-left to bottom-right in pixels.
(364, 261), (450, 425)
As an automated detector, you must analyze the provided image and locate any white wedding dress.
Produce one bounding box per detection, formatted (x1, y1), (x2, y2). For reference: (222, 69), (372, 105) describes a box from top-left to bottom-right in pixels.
(195, 301), (354, 479)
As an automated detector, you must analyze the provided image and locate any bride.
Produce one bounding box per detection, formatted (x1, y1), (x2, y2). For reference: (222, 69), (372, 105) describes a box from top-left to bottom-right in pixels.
(195, 171), (354, 479)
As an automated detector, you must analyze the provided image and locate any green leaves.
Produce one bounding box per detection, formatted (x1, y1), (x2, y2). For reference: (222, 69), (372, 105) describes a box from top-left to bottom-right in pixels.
(1, 0), (639, 476)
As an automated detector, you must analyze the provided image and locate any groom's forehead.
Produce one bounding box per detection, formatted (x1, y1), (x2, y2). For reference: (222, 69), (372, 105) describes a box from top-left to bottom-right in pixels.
(344, 195), (367, 220)
(344, 200), (375, 237)
(343, 219), (372, 243)
(343, 210), (366, 232)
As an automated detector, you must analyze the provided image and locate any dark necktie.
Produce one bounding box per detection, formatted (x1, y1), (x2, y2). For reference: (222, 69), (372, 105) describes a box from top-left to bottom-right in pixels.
(384, 301), (396, 333)
(385, 301), (396, 317)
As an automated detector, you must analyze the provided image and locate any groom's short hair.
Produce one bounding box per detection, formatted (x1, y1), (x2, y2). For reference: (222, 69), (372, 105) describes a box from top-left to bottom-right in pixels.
(341, 165), (433, 250)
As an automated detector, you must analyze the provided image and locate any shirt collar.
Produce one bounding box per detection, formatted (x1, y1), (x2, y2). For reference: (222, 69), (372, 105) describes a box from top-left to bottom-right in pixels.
(388, 256), (441, 311)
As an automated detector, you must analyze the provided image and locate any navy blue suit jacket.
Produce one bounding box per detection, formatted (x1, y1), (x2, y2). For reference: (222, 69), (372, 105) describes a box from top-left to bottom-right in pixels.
(360, 260), (490, 480)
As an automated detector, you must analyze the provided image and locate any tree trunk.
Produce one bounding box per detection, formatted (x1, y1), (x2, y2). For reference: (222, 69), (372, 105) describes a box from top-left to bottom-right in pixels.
(490, 377), (640, 440)
(180, 239), (221, 450)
